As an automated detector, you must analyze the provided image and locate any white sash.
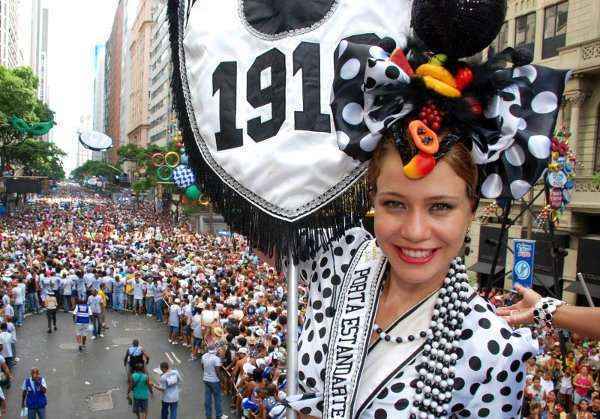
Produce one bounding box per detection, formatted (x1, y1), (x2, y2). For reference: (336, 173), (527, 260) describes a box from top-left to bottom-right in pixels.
(323, 239), (386, 418)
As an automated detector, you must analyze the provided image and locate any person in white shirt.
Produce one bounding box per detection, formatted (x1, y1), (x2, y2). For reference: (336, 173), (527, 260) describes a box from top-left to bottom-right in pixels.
(144, 280), (154, 317)
(153, 361), (182, 419)
(0, 323), (16, 368)
(168, 300), (182, 345)
(191, 310), (203, 360)
(182, 299), (193, 348)
(133, 278), (144, 315)
(12, 278), (26, 326)
(61, 273), (73, 312)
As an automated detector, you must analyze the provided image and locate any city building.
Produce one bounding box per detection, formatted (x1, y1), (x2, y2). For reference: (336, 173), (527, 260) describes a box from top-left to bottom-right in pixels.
(467, 0), (600, 306)
(126, 0), (154, 148)
(105, 0), (125, 164)
(0, 0), (23, 68)
(26, 0), (49, 103)
(148, 0), (175, 147)
(92, 43), (106, 161)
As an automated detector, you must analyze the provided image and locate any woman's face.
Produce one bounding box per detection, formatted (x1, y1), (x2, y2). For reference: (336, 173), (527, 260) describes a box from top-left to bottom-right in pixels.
(374, 151), (473, 288)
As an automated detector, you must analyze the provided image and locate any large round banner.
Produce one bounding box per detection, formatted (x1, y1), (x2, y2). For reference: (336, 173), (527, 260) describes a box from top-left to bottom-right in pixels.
(169, 0), (412, 254)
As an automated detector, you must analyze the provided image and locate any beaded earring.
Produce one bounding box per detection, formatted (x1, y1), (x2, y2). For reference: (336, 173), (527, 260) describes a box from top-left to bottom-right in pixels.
(463, 234), (471, 256)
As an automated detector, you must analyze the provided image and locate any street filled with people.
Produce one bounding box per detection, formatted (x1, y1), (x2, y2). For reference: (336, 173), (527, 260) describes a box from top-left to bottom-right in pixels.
(0, 189), (596, 418)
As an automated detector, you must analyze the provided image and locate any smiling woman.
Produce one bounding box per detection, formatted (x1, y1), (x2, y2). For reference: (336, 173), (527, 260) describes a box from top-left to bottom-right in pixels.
(287, 138), (538, 418)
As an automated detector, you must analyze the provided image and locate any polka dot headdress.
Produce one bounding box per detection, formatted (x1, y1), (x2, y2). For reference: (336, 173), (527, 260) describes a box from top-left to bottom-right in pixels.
(331, 38), (571, 200)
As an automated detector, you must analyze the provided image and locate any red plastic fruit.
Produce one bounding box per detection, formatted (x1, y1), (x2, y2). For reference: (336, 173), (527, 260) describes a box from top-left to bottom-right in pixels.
(390, 48), (414, 76)
(455, 66), (474, 91)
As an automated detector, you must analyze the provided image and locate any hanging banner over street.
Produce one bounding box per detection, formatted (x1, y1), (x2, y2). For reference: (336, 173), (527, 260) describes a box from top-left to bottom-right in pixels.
(513, 239), (536, 289)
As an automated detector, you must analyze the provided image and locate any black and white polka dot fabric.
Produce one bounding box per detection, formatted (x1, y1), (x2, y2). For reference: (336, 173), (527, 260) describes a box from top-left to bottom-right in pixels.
(331, 39), (411, 162)
(474, 65), (571, 199)
(287, 227), (537, 418)
(330, 38), (571, 201)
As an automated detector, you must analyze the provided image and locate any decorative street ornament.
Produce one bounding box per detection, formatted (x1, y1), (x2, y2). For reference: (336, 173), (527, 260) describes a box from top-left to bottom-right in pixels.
(78, 130), (113, 151)
(10, 116), (55, 137)
(544, 127), (576, 225)
(168, 0), (413, 255)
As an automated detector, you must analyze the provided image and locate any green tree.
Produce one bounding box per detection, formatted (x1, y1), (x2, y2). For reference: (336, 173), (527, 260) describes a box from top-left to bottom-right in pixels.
(0, 65), (55, 171)
(9, 138), (66, 179)
(71, 160), (122, 181)
(115, 140), (181, 193)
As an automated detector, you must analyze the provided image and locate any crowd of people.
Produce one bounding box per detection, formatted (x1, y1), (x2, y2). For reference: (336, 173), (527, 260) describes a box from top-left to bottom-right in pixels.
(0, 189), (597, 418)
(485, 289), (600, 418)
(0, 190), (297, 418)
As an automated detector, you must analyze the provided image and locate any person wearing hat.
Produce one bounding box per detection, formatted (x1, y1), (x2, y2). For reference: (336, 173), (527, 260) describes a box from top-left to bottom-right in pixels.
(44, 290), (58, 334)
(201, 345), (224, 419)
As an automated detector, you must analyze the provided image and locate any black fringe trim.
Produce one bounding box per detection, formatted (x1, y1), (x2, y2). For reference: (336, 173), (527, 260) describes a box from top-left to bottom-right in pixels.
(167, 0), (370, 262)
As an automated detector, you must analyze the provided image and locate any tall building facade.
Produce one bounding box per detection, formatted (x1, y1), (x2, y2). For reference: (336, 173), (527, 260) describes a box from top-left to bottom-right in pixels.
(105, 0), (125, 164)
(126, 0), (154, 148)
(26, 0), (49, 102)
(467, 0), (600, 305)
(0, 0), (22, 68)
(92, 44), (106, 161)
(148, 0), (175, 147)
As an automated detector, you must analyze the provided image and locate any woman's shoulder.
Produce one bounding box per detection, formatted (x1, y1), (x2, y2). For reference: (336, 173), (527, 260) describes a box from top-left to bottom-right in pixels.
(461, 290), (537, 358)
(298, 227), (373, 283)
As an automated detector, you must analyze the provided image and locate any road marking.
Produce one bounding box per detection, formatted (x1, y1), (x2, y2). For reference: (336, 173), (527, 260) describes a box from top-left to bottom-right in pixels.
(164, 352), (174, 364)
(170, 352), (181, 364)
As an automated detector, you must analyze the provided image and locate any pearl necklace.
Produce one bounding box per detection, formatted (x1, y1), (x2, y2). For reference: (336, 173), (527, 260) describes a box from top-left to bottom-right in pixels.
(374, 257), (469, 419)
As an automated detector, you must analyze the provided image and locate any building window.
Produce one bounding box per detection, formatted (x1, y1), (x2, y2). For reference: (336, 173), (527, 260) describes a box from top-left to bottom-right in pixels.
(515, 12), (536, 56)
(543, 1), (568, 59)
(488, 21), (509, 58)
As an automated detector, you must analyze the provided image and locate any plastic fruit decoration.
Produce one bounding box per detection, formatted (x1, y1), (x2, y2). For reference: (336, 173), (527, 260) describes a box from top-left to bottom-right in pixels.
(409, 120), (439, 154)
(419, 103), (443, 132)
(411, 0), (507, 58)
(403, 153), (436, 180)
(390, 48), (414, 76)
(454, 66), (474, 91)
(416, 64), (461, 98)
(465, 97), (483, 116)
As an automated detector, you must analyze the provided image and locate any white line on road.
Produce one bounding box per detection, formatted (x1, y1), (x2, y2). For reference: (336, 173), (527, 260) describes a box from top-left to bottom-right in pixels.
(170, 352), (181, 364)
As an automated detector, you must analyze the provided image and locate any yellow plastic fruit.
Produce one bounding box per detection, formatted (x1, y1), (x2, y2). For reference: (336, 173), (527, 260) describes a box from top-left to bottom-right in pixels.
(422, 76), (462, 98)
(416, 64), (457, 88)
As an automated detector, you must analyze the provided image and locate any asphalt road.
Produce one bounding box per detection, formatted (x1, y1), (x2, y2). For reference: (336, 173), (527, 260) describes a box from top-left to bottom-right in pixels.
(5, 310), (233, 419)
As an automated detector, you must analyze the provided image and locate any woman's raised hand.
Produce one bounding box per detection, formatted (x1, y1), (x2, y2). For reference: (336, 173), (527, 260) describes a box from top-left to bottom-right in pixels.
(496, 284), (542, 326)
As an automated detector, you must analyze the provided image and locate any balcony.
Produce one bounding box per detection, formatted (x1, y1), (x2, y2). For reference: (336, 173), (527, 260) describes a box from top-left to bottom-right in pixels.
(558, 37), (600, 74)
(570, 176), (600, 213)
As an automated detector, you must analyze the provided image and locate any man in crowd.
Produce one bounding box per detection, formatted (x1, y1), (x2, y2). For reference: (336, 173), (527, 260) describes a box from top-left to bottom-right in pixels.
(154, 361), (182, 419)
(21, 368), (47, 419)
(44, 290), (58, 333)
(87, 289), (103, 339)
(202, 344), (223, 419)
(72, 298), (91, 351)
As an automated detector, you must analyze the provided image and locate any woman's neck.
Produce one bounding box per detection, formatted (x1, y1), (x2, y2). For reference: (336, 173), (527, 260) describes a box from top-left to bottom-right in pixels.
(383, 268), (445, 310)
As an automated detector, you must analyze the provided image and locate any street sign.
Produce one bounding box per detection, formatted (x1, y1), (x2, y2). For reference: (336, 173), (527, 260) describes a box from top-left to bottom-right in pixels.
(513, 239), (536, 288)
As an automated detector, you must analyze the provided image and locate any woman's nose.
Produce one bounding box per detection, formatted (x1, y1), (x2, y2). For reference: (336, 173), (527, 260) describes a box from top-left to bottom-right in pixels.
(400, 208), (431, 243)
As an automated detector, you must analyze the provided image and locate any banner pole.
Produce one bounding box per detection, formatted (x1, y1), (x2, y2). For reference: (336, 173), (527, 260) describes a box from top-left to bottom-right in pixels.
(286, 247), (298, 419)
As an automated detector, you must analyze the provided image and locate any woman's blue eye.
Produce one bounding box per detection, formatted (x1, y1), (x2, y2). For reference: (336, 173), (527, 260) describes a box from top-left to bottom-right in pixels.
(383, 201), (404, 209)
(431, 203), (453, 212)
